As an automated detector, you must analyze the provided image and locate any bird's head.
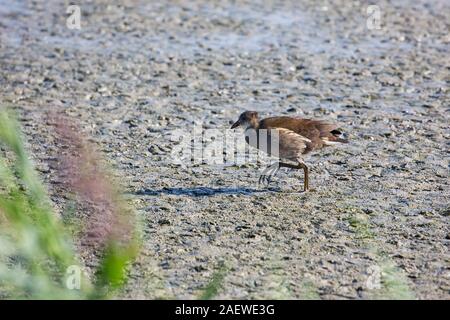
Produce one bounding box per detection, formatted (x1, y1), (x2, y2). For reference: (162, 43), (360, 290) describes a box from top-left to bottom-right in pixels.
(230, 111), (259, 130)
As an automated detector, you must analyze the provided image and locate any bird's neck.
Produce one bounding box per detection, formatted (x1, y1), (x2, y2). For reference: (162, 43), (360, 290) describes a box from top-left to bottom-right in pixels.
(247, 120), (260, 130)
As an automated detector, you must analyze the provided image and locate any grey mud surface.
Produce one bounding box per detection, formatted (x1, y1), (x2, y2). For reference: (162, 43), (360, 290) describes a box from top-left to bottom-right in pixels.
(1, 0), (449, 299)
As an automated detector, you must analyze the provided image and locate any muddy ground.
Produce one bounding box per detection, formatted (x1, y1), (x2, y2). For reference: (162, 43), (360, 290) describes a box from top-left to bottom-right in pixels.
(0, 0), (449, 299)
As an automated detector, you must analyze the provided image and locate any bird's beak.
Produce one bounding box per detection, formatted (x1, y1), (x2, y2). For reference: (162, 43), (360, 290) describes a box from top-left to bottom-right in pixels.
(231, 120), (241, 129)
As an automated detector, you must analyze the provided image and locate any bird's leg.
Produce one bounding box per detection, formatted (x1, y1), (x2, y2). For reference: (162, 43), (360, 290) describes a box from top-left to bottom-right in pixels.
(259, 163), (276, 185)
(258, 162), (280, 186)
(278, 161), (310, 191)
(258, 166), (270, 185)
(299, 162), (309, 191)
(266, 165), (280, 184)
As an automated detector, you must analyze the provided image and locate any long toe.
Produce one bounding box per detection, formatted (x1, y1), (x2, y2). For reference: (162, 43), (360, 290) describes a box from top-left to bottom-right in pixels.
(258, 175), (265, 185)
(259, 175), (269, 186)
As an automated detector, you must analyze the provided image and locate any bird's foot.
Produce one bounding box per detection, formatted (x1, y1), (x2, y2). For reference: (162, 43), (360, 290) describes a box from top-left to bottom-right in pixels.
(258, 174), (272, 186)
(258, 163), (279, 187)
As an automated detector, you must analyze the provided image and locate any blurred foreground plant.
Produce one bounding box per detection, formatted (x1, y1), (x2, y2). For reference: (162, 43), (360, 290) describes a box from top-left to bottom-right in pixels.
(0, 109), (140, 299)
(199, 262), (227, 300)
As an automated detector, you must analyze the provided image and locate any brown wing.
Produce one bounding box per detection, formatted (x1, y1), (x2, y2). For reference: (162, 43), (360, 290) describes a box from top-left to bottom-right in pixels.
(274, 128), (310, 161)
(244, 127), (310, 161)
(259, 116), (347, 152)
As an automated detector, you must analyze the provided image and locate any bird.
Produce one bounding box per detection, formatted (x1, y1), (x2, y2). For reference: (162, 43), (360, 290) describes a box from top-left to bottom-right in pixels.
(230, 111), (348, 191)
